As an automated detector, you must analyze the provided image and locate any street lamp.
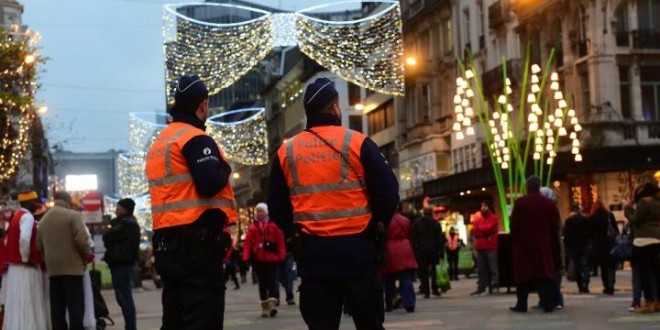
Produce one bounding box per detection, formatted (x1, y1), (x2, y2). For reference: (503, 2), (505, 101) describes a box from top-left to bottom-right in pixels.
(405, 56), (417, 67)
(354, 103), (365, 111)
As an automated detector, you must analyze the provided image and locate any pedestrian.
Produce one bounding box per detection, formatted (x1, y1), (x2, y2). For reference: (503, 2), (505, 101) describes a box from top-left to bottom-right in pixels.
(470, 201), (499, 296)
(589, 199), (619, 295)
(274, 236), (296, 306)
(623, 196), (641, 311)
(236, 241), (249, 284)
(224, 235), (241, 290)
(631, 182), (660, 313)
(383, 212), (417, 313)
(509, 176), (561, 313)
(446, 227), (460, 281)
(242, 203), (286, 317)
(102, 198), (140, 330)
(38, 191), (92, 330)
(268, 77), (399, 330)
(563, 204), (592, 294)
(146, 75), (236, 329)
(413, 207), (444, 298)
(2, 191), (49, 329)
(540, 187), (564, 310)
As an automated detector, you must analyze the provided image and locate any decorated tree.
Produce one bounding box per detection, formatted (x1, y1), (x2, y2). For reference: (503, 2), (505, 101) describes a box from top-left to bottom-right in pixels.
(452, 48), (583, 232)
(0, 25), (43, 199)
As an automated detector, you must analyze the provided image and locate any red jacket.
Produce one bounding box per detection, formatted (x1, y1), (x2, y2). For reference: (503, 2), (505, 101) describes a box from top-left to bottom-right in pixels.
(471, 211), (498, 251)
(383, 213), (418, 274)
(243, 218), (286, 263)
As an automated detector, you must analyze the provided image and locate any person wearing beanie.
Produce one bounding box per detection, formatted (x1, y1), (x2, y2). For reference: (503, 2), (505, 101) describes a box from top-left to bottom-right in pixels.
(103, 198), (140, 330)
(242, 203), (285, 317)
(268, 77), (399, 329)
(2, 191), (49, 329)
(38, 191), (92, 329)
(146, 75), (237, 329)
(509, 176), (561, 313)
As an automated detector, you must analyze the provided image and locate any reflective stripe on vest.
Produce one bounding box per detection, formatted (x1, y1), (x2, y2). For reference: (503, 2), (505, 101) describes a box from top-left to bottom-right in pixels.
(151, 199), (236, 214)
(286, 130), (357, 196)
(292, 206), (371, 222)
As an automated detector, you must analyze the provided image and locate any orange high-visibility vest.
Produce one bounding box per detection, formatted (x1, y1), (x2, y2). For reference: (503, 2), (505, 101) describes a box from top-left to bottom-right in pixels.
(146, 122), (237, 230)
(278, 126), (371, 237)
(447, 233), (459, 251)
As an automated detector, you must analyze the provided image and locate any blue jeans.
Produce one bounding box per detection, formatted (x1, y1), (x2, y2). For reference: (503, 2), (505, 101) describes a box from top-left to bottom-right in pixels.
(111, 266), (137, 330)
(384, 271), (415, 310)
(274, 253), (295, 302)
(570, 247), (591, 292)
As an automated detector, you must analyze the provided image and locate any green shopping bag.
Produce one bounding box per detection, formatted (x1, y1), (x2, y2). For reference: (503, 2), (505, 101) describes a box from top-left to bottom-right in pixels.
(435, 259), (451, 292)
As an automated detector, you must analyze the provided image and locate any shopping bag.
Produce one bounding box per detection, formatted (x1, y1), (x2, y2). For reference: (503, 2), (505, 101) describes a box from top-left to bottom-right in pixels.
(435, 260), (451, 292)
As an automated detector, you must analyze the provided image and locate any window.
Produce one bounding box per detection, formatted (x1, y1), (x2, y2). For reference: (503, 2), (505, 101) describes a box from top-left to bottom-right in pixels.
(349, 115), (363, 133)
(367, 100), (395, 134)
(640, 66), (660, 120)
(580, 71), (591, 119)
(419, 30), (431, 60)
(463, 8), (471, 54)
(577, 6), (588, 41)
(637, 0), (660, 30)
(348, 83), (361, 106)
(551, 20), (563, 68)
(441, 17), (453, 54)
(619, 65), (632, 119)
(615, 4), (629, 46)
(421, 84), (431, 122)
(530, 30), (542, 64)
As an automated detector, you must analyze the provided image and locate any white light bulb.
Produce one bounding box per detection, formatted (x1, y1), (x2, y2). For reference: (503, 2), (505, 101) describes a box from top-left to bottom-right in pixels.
(456, 131), (464, 140)
(498, 95), (507, 104)
(550, 81), (560, 91)
(491, 127), (498, 135)
(507, 104), (513, 112)
(570, 132), (577, 139)
(455, 105), (463, 113)
(546, 144), (553, 151)
(506, 86), (513, 95)
(548, 136), (555, 144)
(572, 139), (580, 147)
(546, 129), (554, 136)
(572, 147), (579, 154)
(558, 100), (568, 109)
(466, 126), (475, 135)
(549, 115), (555, 122)
(506, 78), (512, 86)
(453, 122), (462, 131)
(462, 99), (470, 107)
(575, 124), (582, 132)
(454, 95), (462, 104)
(531, 84), (541, 93)
(465, 69), (475, 79)
(555, 108), (563, 117)
(535, 145), (543, 152)
(502, 161), (509, 169)
(575, 154), (583, 162)
(463, 118), (472, 126)
(457, 88), (465, 95)
(527, 94), (537, 103)
(498, 140), (505, 147)
(503, 154), (510, 162)
(571, 117), (578, 125)
(532, 104), (542, 114)
(568, 109), (576, 117)
(489, 120), (496, 127)
(493, 112), (500, 120)
(551, 72), (559, 81)
(530, 123), (539, 131)
(465, 107), (474, 117)
(528, 113), (538, 122)
(466, 89), (474, 97)
(558, 127), (567, 136)
(531, 75), (540, 84)
(554, 118), (563, 127)
(554, 91), (563, 100)
(546, 157), (553, 165)
(456, 77), (464, 86)
(532, 64), (542, 74)
(533, 152), (541, 160)
(457, 113), (465, 122)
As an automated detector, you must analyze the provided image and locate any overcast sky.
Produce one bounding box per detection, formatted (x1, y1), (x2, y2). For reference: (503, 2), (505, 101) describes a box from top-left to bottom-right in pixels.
(22, 0), (358, 153)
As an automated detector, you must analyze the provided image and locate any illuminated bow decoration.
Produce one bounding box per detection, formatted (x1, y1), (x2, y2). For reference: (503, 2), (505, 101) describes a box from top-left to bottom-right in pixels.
(163, 1), (404, 104)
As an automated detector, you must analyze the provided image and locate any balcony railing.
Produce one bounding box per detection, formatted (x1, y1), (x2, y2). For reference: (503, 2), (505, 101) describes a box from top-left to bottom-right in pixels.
(488, 0), (508, 29)
(632, 29), (660, 49)
(581, 120), (660, 146)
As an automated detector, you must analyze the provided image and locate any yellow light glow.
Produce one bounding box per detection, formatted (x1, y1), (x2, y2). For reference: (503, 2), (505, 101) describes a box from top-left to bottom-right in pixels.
(405, 57), (417, 66)
(232, 172), (240, 179)
(24, 54), (36, 64)
(37, 105), (48, 114)
(354, 103), (364, 111)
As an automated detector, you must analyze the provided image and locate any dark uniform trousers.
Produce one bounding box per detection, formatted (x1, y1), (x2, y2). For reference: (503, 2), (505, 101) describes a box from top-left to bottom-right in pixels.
(299, 273), (384, 330)
(153, 226), (227, 330)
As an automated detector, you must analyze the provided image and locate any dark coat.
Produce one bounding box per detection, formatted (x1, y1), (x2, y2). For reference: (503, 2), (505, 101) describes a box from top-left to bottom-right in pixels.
(383, 213), (418, 273)
(103, 214), (141, 268)
(510, 192), (560, 283)
(413, 216), (445, 263)
(589, 209), (618, 264)
(563, 212), (592, 252)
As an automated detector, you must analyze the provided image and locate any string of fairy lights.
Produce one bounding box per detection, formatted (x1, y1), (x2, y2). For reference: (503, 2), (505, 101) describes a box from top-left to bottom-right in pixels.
(295, 1), (404, 95)
(162, 1), (405, 100)
(206, 108), (269, 166)
(0, 26), (42, 183)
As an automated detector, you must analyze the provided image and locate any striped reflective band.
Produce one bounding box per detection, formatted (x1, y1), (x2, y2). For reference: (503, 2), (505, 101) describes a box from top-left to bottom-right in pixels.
(289, 180), (365, 195)
(286, 130), (354, 191)
(151, 199), (236, 214)
(292, 206), (370, 222)
(164, 127), (193, 176)
(148, 173), (192, 188)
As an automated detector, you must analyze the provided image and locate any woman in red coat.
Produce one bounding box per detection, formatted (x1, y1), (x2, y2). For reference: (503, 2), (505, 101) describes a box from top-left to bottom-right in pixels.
(383, 213), (418, 313)
(243, 203), (286, 317)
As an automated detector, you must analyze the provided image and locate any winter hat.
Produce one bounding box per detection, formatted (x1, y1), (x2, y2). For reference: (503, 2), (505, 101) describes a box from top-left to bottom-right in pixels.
(539, 187), (557, 203)
(171, 75), (209, 115)
(303, 77), (338, 115)
(17, 191), (39, 203)
(255, 202), (268, 215)
(117, 198), (136, 214)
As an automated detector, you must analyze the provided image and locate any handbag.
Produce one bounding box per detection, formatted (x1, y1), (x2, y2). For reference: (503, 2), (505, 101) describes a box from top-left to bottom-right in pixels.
(611, 232), (633, 261)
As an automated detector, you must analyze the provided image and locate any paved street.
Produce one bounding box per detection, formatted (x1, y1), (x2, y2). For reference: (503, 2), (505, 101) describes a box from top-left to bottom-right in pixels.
(99, 270), (660, 330)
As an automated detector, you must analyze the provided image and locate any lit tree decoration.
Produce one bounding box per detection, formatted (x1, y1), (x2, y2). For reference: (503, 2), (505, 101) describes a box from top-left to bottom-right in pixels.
(452, 49), (583, 231)
(207, 108), (269, 166)
(117, 152), (148, 198)
(0, 26), (42, 184)
(162, 1), (405, 103)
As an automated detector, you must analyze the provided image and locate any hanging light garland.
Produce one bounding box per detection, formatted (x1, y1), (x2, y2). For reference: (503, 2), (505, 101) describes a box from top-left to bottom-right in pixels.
(295, 1), (404, 95)
(128, 112), (169, 154)
(117, 152), (148, 198)
(162, 1), (404, 101)
(207, 108), (269, 166)
(0, 26), (41, 183)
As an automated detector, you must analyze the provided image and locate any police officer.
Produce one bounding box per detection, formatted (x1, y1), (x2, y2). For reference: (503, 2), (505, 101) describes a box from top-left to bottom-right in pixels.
(146, 75), (236, 329)
(268, 77), (399, 329)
